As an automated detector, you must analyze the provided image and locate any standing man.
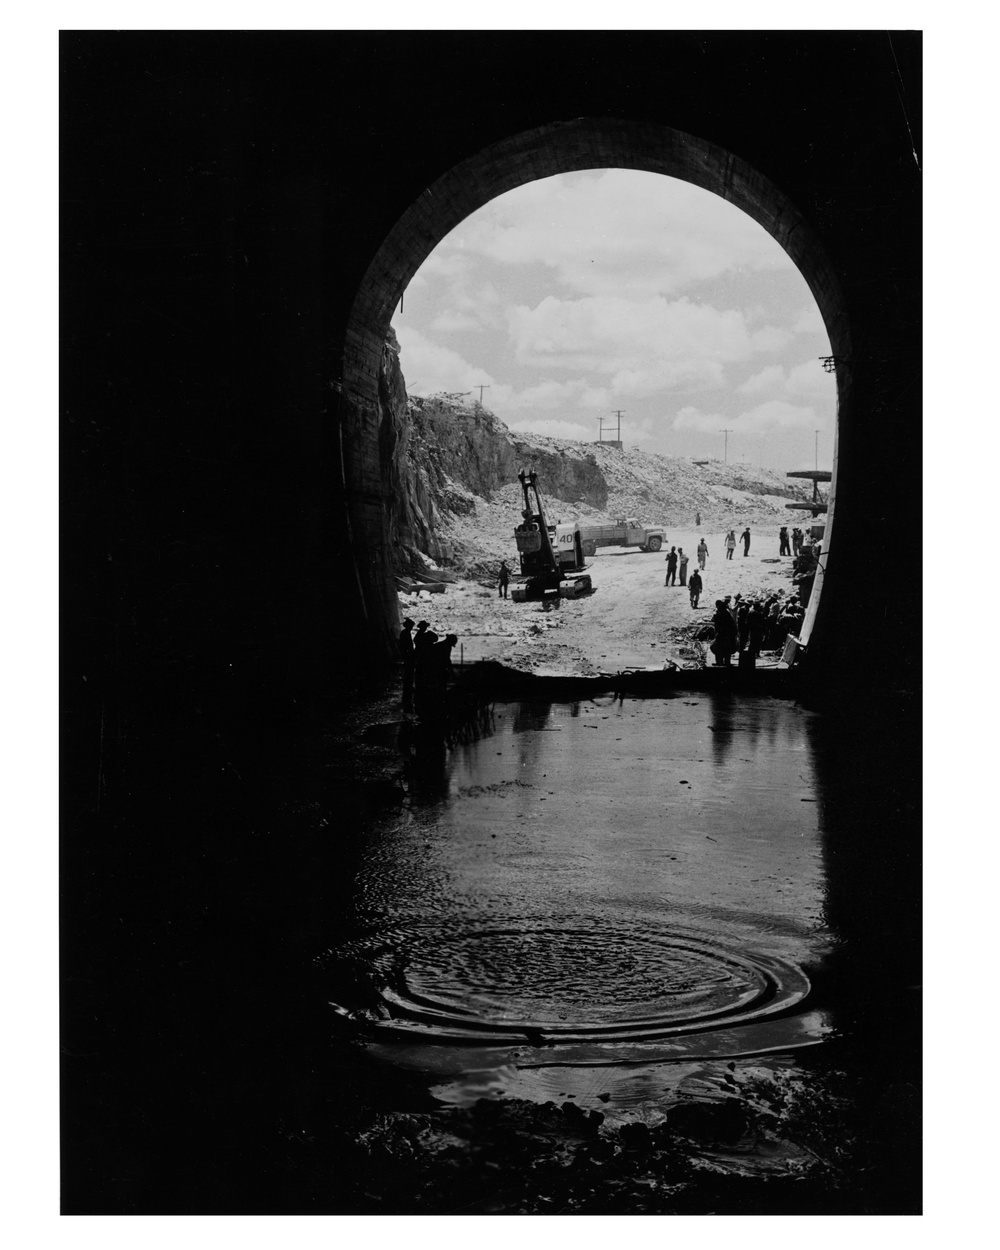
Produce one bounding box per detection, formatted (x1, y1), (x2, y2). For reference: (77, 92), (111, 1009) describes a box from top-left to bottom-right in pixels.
(737, 597), (750, 652)
(779, 526), (790, 556)
(697, 537), (709, 570)
(688, 568), (703, 608)
(498, 559), (511, 599)
(399, 617), (415, 708)
(711, 600), (738, 666)
(725, 531), (736, 560)
(695, 510), (701, 528)
(747, 602), (766, 659)
(665, 546), (678, 585)
(741, 527), (751, 556)
(413, 621), (433, 699)
(678, 548), (689, 586)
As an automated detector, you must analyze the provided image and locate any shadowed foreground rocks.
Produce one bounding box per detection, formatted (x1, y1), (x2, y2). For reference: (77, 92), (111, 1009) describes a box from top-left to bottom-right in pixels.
(319, 1073), (919, 1215)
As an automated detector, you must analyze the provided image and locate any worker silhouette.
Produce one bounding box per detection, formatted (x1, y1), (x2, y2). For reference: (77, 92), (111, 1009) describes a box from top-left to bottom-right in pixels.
(413, 622), (433, 691)
(711, 600), (738, 666)
(665, 546), (678, 585)
(414, 629), (439, 711)
(399, 617), (415, 708)
(498, 560), (511, 599)
(741, 527), (751, 556)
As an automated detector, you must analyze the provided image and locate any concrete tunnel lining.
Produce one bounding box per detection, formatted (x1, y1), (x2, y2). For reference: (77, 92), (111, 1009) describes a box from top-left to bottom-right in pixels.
(339, 117), (850, 668)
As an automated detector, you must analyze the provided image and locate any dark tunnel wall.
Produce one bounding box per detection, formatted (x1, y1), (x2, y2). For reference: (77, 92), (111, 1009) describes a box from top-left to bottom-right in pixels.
(62, 31), (920, 757)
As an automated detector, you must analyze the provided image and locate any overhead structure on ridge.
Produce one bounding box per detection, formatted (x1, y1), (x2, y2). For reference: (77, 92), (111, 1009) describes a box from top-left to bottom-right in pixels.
(785, 469), (832, 516)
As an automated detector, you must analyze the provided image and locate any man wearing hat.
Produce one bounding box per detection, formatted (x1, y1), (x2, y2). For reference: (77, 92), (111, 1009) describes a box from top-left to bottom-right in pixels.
(711, 599), (738, 666)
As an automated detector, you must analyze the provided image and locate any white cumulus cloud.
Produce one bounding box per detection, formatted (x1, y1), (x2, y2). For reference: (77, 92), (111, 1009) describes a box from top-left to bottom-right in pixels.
(395, 325), (495, 396)
(736, 365), (786, 395)
(507, 295), (752, 389)
(750, 325), (793, 354)
(448, 168), (789, 298)
(734, 401), (823, 433)
(793, 302), (827, 334)
(673, 400), (823, 435)
(736, 359), (835, 403)
(786, 359), (833, 397)
(506, 417), (595, 441)
(672, 406), (729, 433)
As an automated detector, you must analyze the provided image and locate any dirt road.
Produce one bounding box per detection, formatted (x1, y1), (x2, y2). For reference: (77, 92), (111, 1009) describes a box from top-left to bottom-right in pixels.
(398, 528), (800, 677)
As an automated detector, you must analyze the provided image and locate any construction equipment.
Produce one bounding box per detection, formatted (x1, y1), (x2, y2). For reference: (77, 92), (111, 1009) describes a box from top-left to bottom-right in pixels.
(577, 517), (666, 556)
(511, 469), (594, 601)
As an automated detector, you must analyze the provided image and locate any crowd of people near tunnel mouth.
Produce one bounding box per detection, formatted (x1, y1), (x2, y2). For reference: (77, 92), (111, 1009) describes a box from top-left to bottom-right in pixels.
(398, 618), (458, 710)
(398, 522), (822, 691)
(708, 591), (805, 666)
(664, 522), (820, 666)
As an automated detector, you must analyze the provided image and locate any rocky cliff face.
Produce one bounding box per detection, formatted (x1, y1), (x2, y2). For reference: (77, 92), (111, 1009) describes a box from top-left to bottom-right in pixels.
(379, 330), (810, 577)
(379, 331), (609, 573)
(510, 437), (608, 509)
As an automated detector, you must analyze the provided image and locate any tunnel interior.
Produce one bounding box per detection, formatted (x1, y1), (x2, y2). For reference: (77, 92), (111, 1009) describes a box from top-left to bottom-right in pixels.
(61, 33), (921, 1214)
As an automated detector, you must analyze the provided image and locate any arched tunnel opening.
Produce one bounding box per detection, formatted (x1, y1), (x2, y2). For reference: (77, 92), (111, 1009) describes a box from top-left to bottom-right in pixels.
(338, 118), (848, 686)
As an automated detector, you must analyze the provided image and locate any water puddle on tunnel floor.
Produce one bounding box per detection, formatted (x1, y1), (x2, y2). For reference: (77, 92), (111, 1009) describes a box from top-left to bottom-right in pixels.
(324, 692), (836, 1121)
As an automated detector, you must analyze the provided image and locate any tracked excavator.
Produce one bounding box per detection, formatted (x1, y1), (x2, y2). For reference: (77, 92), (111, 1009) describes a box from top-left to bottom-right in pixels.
(510, 469), (594, 602)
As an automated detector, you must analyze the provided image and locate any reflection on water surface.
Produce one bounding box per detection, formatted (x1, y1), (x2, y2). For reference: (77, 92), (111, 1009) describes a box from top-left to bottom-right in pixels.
(328, 693), (838, 1110)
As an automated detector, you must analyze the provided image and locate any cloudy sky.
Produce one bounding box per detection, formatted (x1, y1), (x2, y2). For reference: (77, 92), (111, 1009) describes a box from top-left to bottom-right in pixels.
(391, 168), (836, 474)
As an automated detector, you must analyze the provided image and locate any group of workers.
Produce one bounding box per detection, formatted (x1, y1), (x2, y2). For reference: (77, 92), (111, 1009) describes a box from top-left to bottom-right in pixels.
(722, 528), (753, 559)
(398, 523), (817, 698)
(778, 526), (810, 557)
(709, 592), (806, 666)
(665, 525), (816, 644)
(398, 618), (459, 708)
(664, 538), (710, 606)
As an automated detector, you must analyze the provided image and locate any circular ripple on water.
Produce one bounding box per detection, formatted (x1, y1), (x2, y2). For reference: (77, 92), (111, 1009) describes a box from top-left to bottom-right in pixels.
(331, 919), (810, 1045)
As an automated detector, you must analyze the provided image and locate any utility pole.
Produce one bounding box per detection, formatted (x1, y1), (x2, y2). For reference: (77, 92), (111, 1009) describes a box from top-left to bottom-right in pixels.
(475, 384), (490, 407)
(814, 429), (819, 472)
(597, 416), (605, 443)
(720, 428), (733, 464)
(611, 410), (625, 444)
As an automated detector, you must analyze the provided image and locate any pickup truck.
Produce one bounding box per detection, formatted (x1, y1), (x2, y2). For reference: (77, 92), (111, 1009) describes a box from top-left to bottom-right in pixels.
(577, 517), (666, 556)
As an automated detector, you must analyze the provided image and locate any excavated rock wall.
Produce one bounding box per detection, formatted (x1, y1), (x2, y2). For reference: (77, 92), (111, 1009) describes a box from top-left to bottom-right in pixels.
(510, 438), (608, 508)
(379, 331), (810, 576)
(379, 333), (609, 573)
